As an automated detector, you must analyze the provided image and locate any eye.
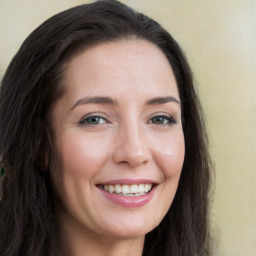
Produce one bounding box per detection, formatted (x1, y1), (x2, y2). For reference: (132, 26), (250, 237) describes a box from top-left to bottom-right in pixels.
(148, 115), (177, 125)
(79, 114), (108, 125)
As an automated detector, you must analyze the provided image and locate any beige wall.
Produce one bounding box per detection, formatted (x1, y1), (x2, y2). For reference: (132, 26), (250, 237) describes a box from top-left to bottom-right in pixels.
(0, 1), (255, 255)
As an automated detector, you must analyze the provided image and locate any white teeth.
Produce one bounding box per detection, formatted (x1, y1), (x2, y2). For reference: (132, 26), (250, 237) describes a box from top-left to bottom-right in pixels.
(109, 185), (114, 193)
(102, 183), (153, 196)
(130, 184), (138, 193)
(115, 184), (122, 194)
(145, 184), (152, 193)
(138, 184), (144, 193)
(122, 185), (130, 194)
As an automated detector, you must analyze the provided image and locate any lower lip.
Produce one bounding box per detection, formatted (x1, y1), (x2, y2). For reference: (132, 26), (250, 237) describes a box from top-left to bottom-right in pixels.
(98, 186), (156, 208)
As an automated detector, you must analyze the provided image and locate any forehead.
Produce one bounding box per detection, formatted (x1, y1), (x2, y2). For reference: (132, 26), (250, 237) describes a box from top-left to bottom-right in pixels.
(61, 39), (179, 101)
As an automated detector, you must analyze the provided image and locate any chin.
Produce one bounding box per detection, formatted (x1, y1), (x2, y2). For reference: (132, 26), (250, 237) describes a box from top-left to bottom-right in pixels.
(99, 217), (158, 240)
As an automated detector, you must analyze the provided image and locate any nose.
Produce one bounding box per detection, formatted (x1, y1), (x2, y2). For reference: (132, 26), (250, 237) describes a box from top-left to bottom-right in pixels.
(113, 123), (151, 168)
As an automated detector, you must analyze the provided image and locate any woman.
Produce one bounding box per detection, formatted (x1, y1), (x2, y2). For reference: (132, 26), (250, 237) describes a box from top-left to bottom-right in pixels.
(0, 1), (213, 255)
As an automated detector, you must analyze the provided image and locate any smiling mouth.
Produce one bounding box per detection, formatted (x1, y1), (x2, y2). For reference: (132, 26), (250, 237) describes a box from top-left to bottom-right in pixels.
(99, 183), (153, 197)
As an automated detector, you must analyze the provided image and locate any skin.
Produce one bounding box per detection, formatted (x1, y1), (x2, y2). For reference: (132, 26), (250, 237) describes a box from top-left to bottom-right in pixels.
(51, 39), (185, 256)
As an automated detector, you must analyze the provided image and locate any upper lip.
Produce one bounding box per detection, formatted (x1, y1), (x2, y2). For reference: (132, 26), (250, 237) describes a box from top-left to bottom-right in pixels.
(97, 178), (159, 185)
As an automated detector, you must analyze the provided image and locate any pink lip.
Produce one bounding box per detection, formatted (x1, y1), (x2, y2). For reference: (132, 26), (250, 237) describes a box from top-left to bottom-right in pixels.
(97, 184), (156, 208)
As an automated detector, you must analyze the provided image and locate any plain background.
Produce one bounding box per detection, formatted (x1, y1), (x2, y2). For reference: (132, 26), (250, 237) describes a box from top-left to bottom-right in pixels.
(0, 0), (255, 255)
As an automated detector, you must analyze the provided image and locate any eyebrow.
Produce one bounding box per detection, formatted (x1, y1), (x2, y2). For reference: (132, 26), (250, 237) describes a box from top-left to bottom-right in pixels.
(70, 96), (118, 111)
(70, 95), (180, 111)
(146, 96), (180, 105)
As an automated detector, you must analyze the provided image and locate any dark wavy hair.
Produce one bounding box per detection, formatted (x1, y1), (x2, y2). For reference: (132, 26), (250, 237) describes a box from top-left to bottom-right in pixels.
(0, 1), (214, 255)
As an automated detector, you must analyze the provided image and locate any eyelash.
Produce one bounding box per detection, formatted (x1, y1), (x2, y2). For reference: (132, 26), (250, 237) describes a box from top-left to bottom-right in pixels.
(79, 113), (177, 126)
(147, 114), (177, 125)
(79, 113), (108, 126)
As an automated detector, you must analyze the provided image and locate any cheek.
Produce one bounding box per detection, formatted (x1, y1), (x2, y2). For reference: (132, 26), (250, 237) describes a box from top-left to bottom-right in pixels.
(50, 132), (112, 208)
(51, 133), (114, 216)
(147, 130), (184, 223)
(56, 133), (112, 178)
(151, 130), (185, 178)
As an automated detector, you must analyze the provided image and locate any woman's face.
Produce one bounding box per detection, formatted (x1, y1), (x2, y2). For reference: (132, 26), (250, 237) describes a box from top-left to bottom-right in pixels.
(51, 40), (185, 241)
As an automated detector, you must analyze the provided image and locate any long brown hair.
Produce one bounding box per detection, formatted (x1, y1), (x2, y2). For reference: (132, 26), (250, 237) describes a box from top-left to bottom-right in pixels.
(0, 1), (214, 255)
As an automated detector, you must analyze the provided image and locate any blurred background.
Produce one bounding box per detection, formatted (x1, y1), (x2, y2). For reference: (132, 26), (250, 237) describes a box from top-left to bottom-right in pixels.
(0, 0), (255, 255)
